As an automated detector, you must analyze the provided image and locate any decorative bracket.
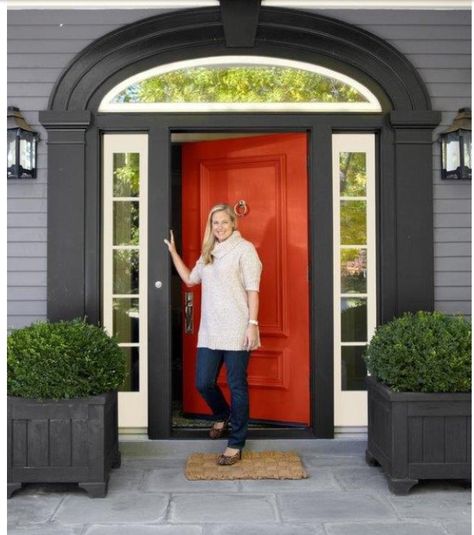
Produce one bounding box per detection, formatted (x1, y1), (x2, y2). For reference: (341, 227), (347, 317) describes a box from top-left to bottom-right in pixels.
(219, 0), (262, 47)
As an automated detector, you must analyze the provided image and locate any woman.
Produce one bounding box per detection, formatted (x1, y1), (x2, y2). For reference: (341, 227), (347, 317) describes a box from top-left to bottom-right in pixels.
(164, 203), (262, 465)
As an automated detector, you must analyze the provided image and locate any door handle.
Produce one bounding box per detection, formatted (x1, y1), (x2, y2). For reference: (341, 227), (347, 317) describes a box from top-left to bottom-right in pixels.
(184, 292), (194, 334)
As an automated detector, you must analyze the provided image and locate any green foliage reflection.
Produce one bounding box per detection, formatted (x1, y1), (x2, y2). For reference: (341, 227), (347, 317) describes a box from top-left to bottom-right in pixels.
(114, 66), (368, 104)
(340, 152), (366, 196)
(114, 202), (139, 246)
(340, 201), (366, 245)
(113, 153), (139, 197)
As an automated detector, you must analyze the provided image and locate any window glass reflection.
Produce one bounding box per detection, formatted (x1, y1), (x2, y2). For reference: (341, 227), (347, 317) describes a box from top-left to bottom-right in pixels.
(341, 346), (368, 391)
(114, 65), (370, 104)
(341, 297), (367, 342)
(341, 248), (367, 293)
(113, 153), (139, 197)
(113, 250), (139, 294)
(339, 152), (366, 196)
(340, 201), (366, 245)
(114, 201), (139, 245)
(113, 298), (139, 343)
(118, 346), (139, 392)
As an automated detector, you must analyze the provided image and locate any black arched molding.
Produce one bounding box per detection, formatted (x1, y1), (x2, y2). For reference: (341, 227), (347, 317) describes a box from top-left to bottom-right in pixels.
(47, 7), (430, 112)
(39, 7), (440, 439)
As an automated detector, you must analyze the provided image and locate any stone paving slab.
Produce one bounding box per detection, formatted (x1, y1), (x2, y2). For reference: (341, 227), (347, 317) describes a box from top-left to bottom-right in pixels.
(387, 492), (472, 521)
(278, 490), (397, 522)
(170, 493), (278, 523)
(8, 495), (64, 526)
(303, 454), (369, 468)
(331, 465), (392, 493)
(107, 467), (145, 493)
(204, 523), (325, 535)
(84, 525), (203, 535)
(7, 525), (82, 535)
(141, 468), (241, 493)
(121, 458), (187, 470)
(324, 521), (451, 535)
(441, 521), (473, 535)
(239, 466), (340, 492)
(53, 492), (169, 525)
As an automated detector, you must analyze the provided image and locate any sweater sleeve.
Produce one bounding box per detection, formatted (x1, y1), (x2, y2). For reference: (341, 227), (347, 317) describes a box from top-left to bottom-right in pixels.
(189, 256), (204, 284)
(240, 244), (262, 291)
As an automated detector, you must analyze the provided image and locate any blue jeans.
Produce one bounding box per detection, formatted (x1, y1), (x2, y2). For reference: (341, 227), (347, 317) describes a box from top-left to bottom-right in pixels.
(195, 347), (250, 449)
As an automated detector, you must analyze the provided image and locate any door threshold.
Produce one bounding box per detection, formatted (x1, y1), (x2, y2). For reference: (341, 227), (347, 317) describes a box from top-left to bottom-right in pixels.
(171, 428), (317, 439)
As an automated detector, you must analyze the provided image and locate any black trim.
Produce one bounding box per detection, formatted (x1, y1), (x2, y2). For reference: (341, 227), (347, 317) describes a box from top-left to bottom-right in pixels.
(310, 123), (334, 437)
(38, 6), (442, 439)
(39, 110), (91, 321)
(148, 127), (173, 439)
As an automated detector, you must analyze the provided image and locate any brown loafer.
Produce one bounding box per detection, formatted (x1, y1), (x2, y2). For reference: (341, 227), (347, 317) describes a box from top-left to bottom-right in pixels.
(209, 419), (229, 439)
(217, 450), (241, 466)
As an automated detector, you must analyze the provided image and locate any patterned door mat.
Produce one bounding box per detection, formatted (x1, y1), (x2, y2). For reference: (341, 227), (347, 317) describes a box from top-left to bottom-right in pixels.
(185, 450), (309, 480)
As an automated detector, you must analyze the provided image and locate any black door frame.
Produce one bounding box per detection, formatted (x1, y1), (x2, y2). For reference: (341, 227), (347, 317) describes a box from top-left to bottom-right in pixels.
(39, 6), (441, 439)
(90, 112), (388, 439)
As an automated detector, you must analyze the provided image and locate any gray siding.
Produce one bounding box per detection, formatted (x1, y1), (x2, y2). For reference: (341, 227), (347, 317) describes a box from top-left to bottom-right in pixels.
(7, 8), (471, 329)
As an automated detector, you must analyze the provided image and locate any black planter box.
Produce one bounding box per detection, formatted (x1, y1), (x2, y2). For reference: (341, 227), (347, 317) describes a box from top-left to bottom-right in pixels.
(7, 390), (120, 498)
(366, 375), (471, 494)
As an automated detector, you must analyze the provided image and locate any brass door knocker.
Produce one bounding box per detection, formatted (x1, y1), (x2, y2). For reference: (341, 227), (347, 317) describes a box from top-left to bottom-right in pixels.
(234, 200), (249, 217)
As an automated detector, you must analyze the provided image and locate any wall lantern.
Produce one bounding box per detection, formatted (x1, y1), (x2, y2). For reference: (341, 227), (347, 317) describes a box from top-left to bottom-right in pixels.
(439, 107), (471, 180)
(7, 106), (39, 179)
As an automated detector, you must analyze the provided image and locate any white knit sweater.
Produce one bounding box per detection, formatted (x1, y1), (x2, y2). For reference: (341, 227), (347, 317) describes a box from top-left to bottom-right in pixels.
(189, 231), (262, 351)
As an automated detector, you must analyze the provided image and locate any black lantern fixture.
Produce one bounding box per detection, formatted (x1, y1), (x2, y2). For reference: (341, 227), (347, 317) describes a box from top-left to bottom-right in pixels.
(7, 106), (39, 179)
(439, 107), (471, 180)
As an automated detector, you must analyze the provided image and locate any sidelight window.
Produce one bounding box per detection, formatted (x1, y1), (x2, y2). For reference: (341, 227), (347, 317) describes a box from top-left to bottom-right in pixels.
(103, 135), (148, 428)
(333, 134), (376, 405)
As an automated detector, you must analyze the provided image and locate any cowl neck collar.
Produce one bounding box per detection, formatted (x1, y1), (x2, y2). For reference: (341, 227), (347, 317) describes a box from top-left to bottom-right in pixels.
(211, 230), (243, 259)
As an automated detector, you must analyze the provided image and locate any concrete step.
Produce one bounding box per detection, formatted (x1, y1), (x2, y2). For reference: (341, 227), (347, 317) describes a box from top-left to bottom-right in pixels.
(118, 437), (367, 458)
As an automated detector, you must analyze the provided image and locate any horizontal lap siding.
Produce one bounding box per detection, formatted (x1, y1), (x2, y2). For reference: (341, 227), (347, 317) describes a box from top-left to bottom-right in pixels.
(7, 9), (170, 331)
(7, 8), (472, 329)
(318, 9), (472, 318)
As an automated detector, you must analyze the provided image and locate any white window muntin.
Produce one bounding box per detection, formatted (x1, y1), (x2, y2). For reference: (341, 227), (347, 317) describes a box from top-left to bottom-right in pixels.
(99, 55), (382, 112)
(332, 133), (376, 427)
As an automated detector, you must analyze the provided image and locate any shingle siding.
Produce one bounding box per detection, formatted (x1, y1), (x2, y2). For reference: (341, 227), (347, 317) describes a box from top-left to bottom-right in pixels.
(7, 8), (471, 329)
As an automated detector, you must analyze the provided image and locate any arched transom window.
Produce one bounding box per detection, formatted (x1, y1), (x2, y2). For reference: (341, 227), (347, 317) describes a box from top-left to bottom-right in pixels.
(99, 56), (382, 112)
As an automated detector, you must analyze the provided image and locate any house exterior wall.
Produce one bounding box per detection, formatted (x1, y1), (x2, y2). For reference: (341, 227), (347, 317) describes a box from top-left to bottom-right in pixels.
(7, 8), (471, 330)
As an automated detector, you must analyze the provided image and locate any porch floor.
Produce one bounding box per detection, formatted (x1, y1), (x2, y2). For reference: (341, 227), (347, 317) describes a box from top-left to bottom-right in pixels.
(8, 438), (471, 535)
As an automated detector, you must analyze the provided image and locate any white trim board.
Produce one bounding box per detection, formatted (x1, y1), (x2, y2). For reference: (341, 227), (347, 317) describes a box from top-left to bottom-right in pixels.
(6, 0), (472, 9)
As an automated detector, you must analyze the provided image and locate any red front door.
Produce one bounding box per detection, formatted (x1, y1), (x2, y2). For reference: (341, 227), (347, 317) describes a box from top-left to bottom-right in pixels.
(181, 133), (310, 425)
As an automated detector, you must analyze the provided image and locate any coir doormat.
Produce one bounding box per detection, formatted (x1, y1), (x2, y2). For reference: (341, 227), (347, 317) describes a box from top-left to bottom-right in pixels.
(185, 450), (309, 480)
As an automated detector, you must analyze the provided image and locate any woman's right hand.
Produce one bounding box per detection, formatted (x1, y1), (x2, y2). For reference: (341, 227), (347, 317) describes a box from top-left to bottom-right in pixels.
(163, 229), (177, 255)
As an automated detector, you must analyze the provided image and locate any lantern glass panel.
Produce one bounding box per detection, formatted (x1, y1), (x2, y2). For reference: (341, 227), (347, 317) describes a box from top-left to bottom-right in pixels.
(442, 132), (461, 179)
(19, 133), (35, 176)
(7, 130), (16, 175)
(462, 130), (471, 178)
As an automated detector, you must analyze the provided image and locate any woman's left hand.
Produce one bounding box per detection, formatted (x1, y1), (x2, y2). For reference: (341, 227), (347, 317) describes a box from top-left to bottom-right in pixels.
(245, 324), (259, 351)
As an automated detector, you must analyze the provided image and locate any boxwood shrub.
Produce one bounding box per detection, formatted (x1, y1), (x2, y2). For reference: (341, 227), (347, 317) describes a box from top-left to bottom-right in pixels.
(8, 319), (127, 399)
(363, 311), (471, 393)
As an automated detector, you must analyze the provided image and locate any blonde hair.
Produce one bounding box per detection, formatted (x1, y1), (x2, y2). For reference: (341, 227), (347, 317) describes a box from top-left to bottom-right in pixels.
(202, 203), (238, 265)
